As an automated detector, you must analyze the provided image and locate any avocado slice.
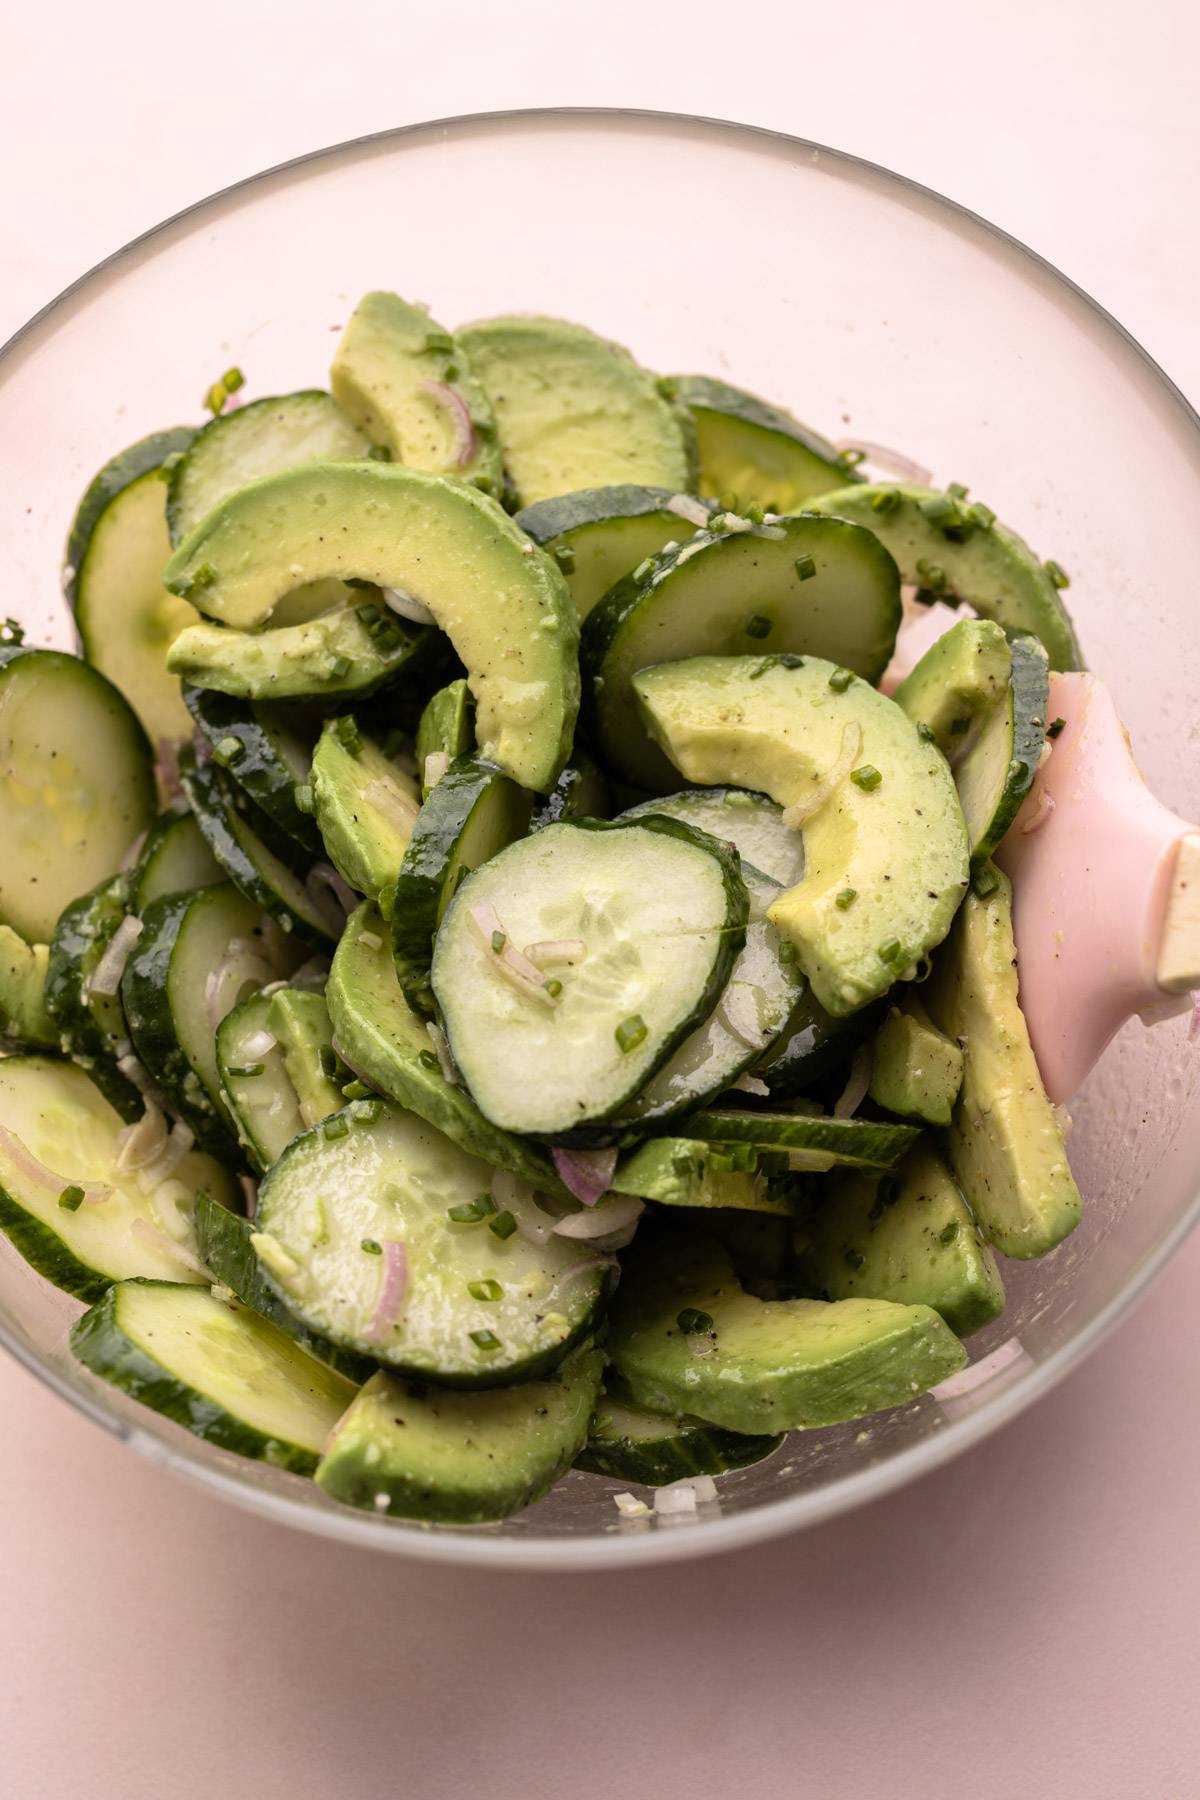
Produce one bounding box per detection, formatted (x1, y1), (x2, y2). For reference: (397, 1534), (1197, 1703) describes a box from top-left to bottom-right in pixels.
(330, 291), (503, 495)
(868, 995), (964, 1125)
(793, 1142), (1005, 1338)
(892, 618), (1011, 760)
(611, 1137), (789, 1213)
(633, 654), (970, 1015)
(167, 600), (427, 703)
(924, 865), (1081, 1258)
(0, 926), (56, 1049)
(806, 482), (1082, 672)
(310, 719), (421, 907)
(606, 1222), (966, 1433)
(672, 374), (853, 512)
(163, 462), (579, 793)
(456, 315), (697, 507)
(416, 678), (476, 768)
(515, 484), (707, 619)
(315, 1350), (603, 1522)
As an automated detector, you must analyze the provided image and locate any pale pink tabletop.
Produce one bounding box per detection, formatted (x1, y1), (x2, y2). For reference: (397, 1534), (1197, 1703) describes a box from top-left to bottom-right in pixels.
(3, 10), (1200, 1798)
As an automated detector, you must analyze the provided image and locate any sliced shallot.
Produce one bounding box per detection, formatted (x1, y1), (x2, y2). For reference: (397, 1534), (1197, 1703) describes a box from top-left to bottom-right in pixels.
(87, 915), (143, 996)
(382, 587), (436, 626)
(469, 902), (558, 1006)
(550, 1145), (618, 1207)
(834, 1041), (874, 1119)
(553, 1194), (643, 1240)
(421, 379), (476, 467)
(362, 1240), (409, 1345)
(782, 723), (862, 829)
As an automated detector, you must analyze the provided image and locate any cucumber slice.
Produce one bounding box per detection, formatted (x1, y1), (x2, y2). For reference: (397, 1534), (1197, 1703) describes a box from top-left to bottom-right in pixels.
(529, 746), (611, 832)
(162, 461), (579, 793)
(390, 755), (533, 1015)
(44, 873), (143, 1119)
(868, 996), (964, 1125)
(680, 1109), (921, 1173)
(71, 1280), (357, 1475)
(331, 292), (503, 495)
(180, 747), (339, 950)
(576, 1395), (782, 1486)
(194, 1193), (376, 1382)
(606, 1222), (965, 1433)
(582, 515), (902, 788)
(807, 483), (1082, 672)
(326, 905), (566, 1194)
(891, 618), (1011, 760)
(131, 810), (223, 912)
(431, 818), (748, 1142)
(618, 787), (804, 888)
(955, 632), (1049, 868)
(672, 375), (853, 511)
(793, 1142), (1005, 1339)
(0, 926), (56, 1050)
(635, 655), (971, 1016)
(167, 603), (428, 704)
(310, 718), (421, 908)
(183, 685), (321, 856)
(456, 315), (697, 507)
(255, 1100), (614, 1386)
(613, 865), (805, 1130)
(316, 1351), (603, 1522)
(216, 992), (304, 1172)
(121, 884), (301, 1159)
(612, 1137), (788, 1213)
(67, 428), (198, 745)
(265, 988), (345, 1128)
(924, 866), (1081, 1258)
(514, 485), (709, 619)
(0, 1055), (236, 1302)
(0, 647), (156, 944)
(752, 990), (885, 1100)
(416, 678), (475, 767)
(167, 390), (371, 545)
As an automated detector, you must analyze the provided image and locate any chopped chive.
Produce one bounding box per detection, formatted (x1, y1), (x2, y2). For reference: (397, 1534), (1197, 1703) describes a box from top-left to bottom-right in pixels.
(361, 1237), (382, 1255)
(829, 667), (855, 692)
(477, 1192), (497, 1216)
(915, 559), (947, 595)
(744, 614), (773, 639)
(672, 1155), (696, 1177)
(355, 603), (382, 628)
(204, 381), (226, 415)
(917, 722), (936, 743)
(488, 1210), (518, 1240)
(730, 1143), (757, 1173)
(676, 1308), (715, 1334)
(850, 765), (882, 791)
(708, 1150), (735, 1172)
(878, 938), (902, 965)
(378, 882), (397, 922)
(655, 375), (680, 399)
(424, 329), (454, 353)
(868, 1175), (902, 1220)
(323, 1116), (350, 1140)
(870, 488), (901, 514)
(615, 1014), (648, 1053)
(418, 1049), (439, 1070)
(448, 1200), (486, 1224)
(778, 652), (804, 670)
(949, 717), (971, 736)
(353, 1096), (384, 1124)
(744, 502), (765, 525)
(938, 1220), (961, 1246)
(947, 481), (968, 500)
(212, 735), (244, 767)
(58, 1185), (85, 1212)
(552, 543), (576, 572)
(794, 554), (817, 581)
(1045, 560), (1070, 589)
(367, 443), (392, 462)
(966, 501), (995, 528)
(341, 1080), (370, 1100)
(227, 1062), (265, 1079)
(329, 655), (352, 679)
(632, 557), (655, 583)
(748, 657), (775, 680)
(837, 447), (866, 469)
(334, 714), (362, 753)
(491, 929), (506, 954)
(192, 562), (218, 589)
(759, 1149), (788, 1177)
(160, 451), (185, 475)
(835, 888), (857, 911)
(718, 491), (739, 512)
(1047, 717), (1066, 739)
(222, 366), (245, 393)
(844, 1248), (866, 1270)
(544, 978), (563, 998)
(918, 493), (956, 527)
(371, 622), (402, 652)
(468, 1279), (503, 1301)
(470, 1329), (501, 1351)
(778, 940), (799, 963)
(319, 1045), (338, 1079)
(912, 588), (939, 607)
(973, 867), (1000, 899)
(293, 782), (314, 814)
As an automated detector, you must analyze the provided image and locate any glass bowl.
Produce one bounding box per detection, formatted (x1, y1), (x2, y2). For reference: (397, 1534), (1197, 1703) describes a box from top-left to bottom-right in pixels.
(3, 109), (1200, 1571)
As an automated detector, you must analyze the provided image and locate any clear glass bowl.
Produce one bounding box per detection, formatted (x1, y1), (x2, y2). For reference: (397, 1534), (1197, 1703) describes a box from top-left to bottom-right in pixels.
(4, 109), (1200, 1570)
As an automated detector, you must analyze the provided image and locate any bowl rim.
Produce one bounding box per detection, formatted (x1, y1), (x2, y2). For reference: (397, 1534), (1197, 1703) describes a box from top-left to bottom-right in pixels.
(4, 104), (1199, 1570)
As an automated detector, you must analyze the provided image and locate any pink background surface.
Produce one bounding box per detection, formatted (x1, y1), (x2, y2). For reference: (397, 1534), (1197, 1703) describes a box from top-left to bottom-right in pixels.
(3, 5), (1200, 1795)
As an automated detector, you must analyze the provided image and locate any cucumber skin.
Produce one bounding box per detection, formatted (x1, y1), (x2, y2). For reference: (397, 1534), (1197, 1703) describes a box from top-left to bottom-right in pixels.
(529, 748), (611, 831)
(515, 484), (684, 543)
(43, 874), (144, 1121)
(753, 992), (886, 1100)
(70, 1279), (323, 1476)
(575, 1414), (783, 1485)
(0, 1182), (114, 1305)
(194, 1194), (377, 1385)
(679, 1110), (921, 1170)
(63, 427), (197, 610)
(968, 631), (1050, 870)
(183, 686), (321, 856)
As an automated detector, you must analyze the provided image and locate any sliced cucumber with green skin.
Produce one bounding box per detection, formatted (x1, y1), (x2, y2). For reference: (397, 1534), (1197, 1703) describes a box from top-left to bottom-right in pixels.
(66, 428), (198, 745)
(121, 884), (301, 1159)
(162, 461), (579, 793)
(167, 604), (429, 704)
(432, 818), (748, 1143)
(456, 315), (697, 508)
(634, 655), (970, 1016)
(326, 906), (567, 1195)
(310, 718), (421, 909)
(806, 482), (1082, 672)
(0, 1055), (237, 1302)
(44, 873), (143, 1120)
(255, 1101), (614, 1386)
(793, 1141), (1005, 1339)
(391, 755), (533, 1016)
(167, 390), (372, 546)
(266, 988), (345, 1128)
(672, 375), (855, 512)
(954, 632), (1049, 869)
(416, 678), (475, 768)
(183, 685), (321, 856)
(752, 990), (886, 1101)
(194, 1193), (377, 1383)
(331, 292), (503, 495)
(529, 746), (611, 832)
(514, 484), (709, 619)
(612, 1137), (787, 1212)
(606, 1222), (965, 1433)
(891, 618), (1011, 761)
(679, 1109), (921, 1173)
(576, 1394), (782, 1486)
(316, 1351), (603, 1523)
(0, 646), (156, 945)
(71, 1279), (358, 1475)
(0, 927), (57, 1050)
(216, 992), (304, 1172)
(131, 809), (223, 912)
(180, 746), (339, 951)
(582, 515), (902, 788)
(619, 787), (804, 888)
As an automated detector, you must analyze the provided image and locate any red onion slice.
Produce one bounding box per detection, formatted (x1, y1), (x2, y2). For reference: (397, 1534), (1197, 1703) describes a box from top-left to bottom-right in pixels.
(154, 735), (186, 803)
(718, 983), (767, 1050)
(666, 493), (711, 529)
(205, 941), (279, 1037)
(522, 939), (585, 966)
(550, 1145), (618, 1207)
(129, 1217), (210, 1275)
(382, 587), (436, 626)
(0, 1126), (115, 1206)
(782, 723), (862, 829)
(553, 1194), (643, 1240)
(834, 1041), (874, 1119)
(362, 1240), (408, 1345)
(421, 379), (477, 468)
(87, 915), (144, 996)
(469, 903), (559, 1006)
(833, 439), (933, 485)
(238, 1174), (259, 1219)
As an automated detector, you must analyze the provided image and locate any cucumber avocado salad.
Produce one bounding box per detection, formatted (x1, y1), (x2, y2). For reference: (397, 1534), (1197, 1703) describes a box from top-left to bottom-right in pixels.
(0, 292), (1085, 1526)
